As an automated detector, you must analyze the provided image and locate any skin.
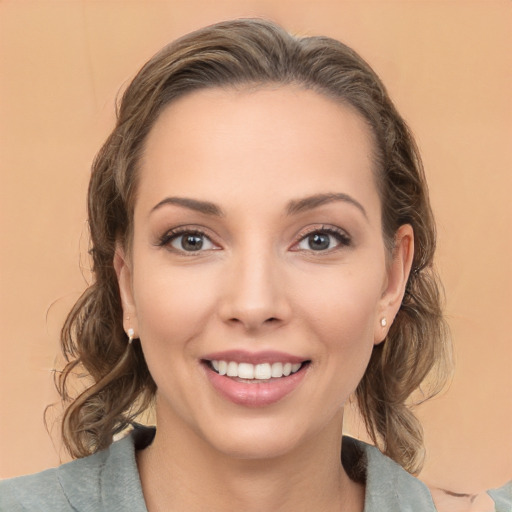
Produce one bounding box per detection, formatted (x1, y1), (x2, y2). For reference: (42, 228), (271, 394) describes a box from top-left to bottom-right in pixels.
(115, 86), (414, 512)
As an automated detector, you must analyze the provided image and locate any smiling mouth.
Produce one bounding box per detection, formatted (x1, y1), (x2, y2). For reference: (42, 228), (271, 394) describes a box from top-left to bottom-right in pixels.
(206, 360), (310, 381)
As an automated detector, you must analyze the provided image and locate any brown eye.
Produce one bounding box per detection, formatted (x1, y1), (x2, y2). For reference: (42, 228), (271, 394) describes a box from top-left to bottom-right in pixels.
(306, 233), (331, 251)
(178, 234), (205, 251)
(166, 231), (216, 252)
(295, 228), (351, 252)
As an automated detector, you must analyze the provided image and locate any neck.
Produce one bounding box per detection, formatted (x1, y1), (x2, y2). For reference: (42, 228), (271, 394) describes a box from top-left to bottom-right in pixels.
(137, 402), (364, 512)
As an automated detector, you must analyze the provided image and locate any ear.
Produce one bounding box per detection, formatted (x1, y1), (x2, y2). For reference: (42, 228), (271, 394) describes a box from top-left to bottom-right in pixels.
(113, 243), (139, 336)
(374, 224), (414, 345)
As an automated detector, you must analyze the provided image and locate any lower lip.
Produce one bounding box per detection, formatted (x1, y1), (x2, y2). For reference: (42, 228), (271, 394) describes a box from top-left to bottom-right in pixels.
(204, 364), (307, 407)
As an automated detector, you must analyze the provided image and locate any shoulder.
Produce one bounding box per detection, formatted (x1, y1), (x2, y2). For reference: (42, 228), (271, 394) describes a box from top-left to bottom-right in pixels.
(0, 451), (110, 511)
(343, 437), (437, 512)
(1, 465), (68, 511)
(488, 480), (512, 512)
(0, 427), (152, 512)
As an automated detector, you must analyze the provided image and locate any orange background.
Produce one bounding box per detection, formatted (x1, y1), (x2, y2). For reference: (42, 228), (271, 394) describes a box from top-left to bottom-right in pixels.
(1, 0), (511, 497)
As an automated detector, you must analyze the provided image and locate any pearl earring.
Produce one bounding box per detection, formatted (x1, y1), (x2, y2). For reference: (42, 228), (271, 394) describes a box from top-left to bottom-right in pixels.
(127, 328), (135, 344)
(380, 318), (387, 327)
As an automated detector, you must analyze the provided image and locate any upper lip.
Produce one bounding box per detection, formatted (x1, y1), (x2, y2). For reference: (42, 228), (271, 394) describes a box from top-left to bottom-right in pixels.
(201, 350), (307, 365)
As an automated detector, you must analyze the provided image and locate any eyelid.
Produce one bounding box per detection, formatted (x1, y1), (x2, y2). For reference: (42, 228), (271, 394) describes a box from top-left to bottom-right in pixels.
(155, 223), (351, 254)
(156, 225), (221, 253)
(290, 224), (352, 252)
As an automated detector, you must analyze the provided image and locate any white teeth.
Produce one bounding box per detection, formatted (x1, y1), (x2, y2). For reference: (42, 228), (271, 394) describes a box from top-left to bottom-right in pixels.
(271, 362), (283, 378)
(238, 363), (254, 379)
(227, 361), (238, 377)
(255, 363), (271, 380)
(210, 360), (304, 379)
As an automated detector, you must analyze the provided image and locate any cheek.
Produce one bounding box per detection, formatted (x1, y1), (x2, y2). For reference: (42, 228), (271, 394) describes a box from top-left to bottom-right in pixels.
(132, 260), (219, 349)
(293, 267), (383, 390)
(130, 263), (222, 413)
(294, 265), (383, 340)
(307, 295), (377, 376)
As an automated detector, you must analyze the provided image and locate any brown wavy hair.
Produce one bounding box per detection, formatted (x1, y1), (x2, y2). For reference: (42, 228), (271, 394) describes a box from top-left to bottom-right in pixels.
(57, 18), (451, 474)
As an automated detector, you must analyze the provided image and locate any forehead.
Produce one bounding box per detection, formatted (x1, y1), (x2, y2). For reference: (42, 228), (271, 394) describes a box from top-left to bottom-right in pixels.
(137, 86), (379, 217)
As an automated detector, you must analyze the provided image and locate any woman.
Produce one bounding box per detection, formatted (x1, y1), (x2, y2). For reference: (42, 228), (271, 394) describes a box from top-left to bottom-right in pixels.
(1, 18), (488, 511)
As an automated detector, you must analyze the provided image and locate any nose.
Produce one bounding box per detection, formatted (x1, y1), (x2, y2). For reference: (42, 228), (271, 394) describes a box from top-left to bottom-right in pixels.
(218, 247), (291, 332)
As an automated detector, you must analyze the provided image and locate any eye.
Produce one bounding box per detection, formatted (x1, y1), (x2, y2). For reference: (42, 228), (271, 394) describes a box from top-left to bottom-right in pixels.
(294, 227), (351, 252)
(159, 229), (218, 253)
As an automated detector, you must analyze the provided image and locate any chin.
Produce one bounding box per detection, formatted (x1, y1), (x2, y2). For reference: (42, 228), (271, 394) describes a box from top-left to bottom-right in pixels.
(208, 430), (302, 461)
(195, 411), (333, 462)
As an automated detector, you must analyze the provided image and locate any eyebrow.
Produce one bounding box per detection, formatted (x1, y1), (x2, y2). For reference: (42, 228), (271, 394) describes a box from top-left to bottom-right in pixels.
(150, 197), (224, 217)
(150, 192), (367, 219)
(286, 193), (367, 218)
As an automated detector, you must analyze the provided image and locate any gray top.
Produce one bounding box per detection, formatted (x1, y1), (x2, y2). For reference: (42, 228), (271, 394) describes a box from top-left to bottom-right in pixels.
(488, 481), (512, 512)
(1, 427), (510, 511)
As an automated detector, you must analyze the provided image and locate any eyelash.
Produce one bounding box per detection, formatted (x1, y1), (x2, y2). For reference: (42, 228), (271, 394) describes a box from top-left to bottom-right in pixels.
(157, 227), (218, 254)
(157, 225), (351, 254)
(292, 225), (352, 253)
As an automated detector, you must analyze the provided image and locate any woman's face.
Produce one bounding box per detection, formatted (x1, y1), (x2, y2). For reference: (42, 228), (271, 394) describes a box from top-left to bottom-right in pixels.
(116, 86), (413, 459)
